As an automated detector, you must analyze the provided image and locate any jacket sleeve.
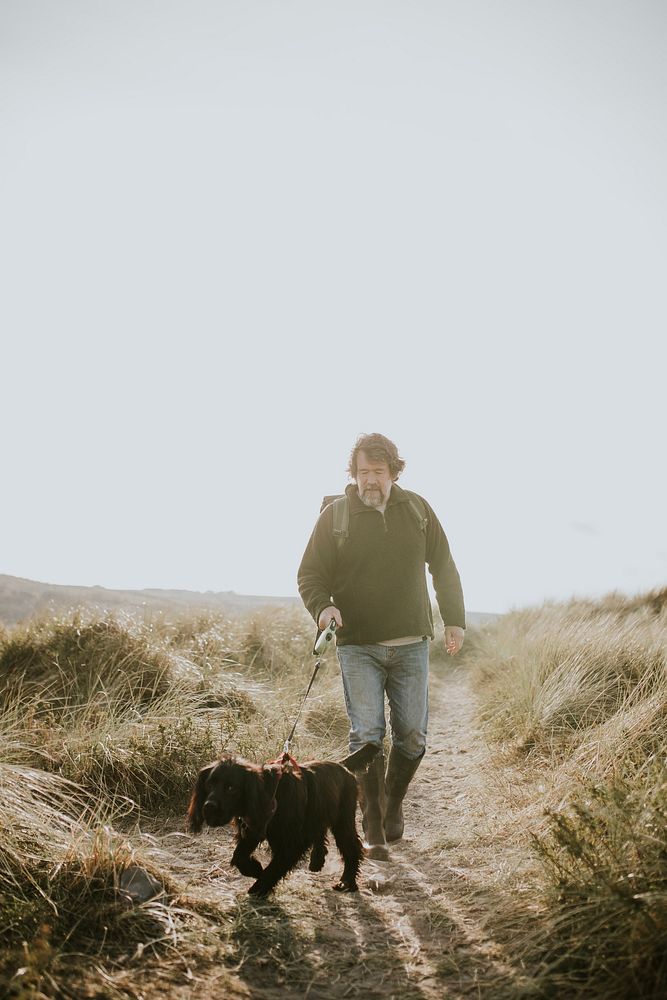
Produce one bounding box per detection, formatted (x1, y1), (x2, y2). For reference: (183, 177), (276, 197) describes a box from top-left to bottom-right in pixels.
(422, 498), (466, 629)
(297, 505), (338, 625)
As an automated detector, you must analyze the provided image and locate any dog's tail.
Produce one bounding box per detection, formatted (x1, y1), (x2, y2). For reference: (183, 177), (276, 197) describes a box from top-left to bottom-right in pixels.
(340, 743), (380, 773)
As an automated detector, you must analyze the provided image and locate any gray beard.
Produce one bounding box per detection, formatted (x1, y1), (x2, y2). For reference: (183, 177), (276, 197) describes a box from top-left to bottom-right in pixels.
(359, 487), (388, 509)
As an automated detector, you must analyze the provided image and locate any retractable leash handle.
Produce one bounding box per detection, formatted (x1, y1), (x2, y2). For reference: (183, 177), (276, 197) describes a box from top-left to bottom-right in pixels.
(313, 618), (337, 655)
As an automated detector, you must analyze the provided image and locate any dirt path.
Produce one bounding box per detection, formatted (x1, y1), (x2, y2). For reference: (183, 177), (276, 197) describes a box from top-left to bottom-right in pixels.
(134, 663), (538, 1000)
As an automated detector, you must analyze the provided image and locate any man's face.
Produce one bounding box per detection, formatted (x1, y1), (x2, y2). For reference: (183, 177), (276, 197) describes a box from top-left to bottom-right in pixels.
(355, 450), (393, 508)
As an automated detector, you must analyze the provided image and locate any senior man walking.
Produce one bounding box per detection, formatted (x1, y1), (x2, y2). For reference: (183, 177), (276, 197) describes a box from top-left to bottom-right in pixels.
(297, 432), (465, 860)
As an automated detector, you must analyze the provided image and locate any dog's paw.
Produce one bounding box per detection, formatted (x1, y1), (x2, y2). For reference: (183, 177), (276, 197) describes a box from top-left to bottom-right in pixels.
(233, 859), (264, 879)
(248, 881), (271, 897)
(308, 854), (326, 873)
(332, 880), (358, 893)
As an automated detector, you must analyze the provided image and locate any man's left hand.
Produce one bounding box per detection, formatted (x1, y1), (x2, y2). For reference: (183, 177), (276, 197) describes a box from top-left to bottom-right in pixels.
(445, 626), (465, 656)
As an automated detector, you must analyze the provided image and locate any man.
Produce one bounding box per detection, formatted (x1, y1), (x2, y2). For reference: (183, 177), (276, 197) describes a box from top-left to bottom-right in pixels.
(297, 432), (465, 860)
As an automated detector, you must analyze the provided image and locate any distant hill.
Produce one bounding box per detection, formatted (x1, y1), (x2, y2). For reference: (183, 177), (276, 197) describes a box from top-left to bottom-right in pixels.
(0, 574), (499, 628)
(464, 611), (500, 627)
(0, 574), (299, 626)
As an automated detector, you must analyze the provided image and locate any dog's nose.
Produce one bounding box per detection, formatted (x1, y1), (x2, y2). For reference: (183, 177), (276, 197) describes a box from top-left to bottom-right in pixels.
(202, 799), (218, 823)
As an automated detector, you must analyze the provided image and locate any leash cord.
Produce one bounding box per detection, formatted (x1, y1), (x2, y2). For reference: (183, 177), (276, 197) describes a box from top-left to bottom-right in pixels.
(283, 658), (323, 754)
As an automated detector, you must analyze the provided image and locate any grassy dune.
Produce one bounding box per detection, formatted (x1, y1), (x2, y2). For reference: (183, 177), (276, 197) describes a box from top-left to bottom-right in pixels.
(469, 586), (667, 999)
(0, 605), (351, 997)
(2, 590), (666, 998)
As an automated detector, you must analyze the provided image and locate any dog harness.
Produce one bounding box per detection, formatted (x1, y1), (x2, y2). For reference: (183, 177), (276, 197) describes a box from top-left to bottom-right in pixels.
(267, 750), (302, 778)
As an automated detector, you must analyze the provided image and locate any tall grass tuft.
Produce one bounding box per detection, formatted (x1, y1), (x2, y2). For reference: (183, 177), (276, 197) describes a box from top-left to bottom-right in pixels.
(473, 592), (667, 767)
(48, 692), (234, 811)
(0, 764), (89, 939)
(0, 612), (248, 813)
(0, 613), (172, 715)
(236, 608), (315, 679)
(0, 763), (190, 998)
(471, 587), (667, 999)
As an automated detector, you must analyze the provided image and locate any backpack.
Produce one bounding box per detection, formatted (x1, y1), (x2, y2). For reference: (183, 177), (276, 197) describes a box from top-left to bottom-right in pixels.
(319, 491), (428, 549)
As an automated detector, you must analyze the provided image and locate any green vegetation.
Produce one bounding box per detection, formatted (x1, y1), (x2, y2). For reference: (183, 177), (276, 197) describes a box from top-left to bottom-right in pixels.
(470, 587), (667, 999)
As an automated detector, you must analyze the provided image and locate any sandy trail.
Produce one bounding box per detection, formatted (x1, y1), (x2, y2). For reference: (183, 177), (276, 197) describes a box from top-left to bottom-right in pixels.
(136, 662), (536, 1000)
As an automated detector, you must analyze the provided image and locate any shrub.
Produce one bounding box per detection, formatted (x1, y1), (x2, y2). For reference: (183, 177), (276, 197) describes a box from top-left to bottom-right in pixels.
(531, 764), (667, 999)
(472, 588), (667, 998)
(0, 613), (172, 717)
(52, 711), (233, 813)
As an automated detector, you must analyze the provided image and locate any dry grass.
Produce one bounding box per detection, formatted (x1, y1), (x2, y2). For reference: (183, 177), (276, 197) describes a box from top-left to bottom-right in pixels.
(5, 589), (666, 998)
(0, 603), (348, 997)
(0, 614), (172, 714)
(0, 763), (200, 999)
(471, 586), (667, 999)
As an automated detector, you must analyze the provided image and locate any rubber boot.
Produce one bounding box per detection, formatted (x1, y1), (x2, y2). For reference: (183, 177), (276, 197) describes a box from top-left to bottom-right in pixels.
(356, 752), (389, 861)
(384, 747), (425, 842)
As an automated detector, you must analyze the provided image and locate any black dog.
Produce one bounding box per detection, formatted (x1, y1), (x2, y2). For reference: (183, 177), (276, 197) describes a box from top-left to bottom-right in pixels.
(187, 745), (378, 896)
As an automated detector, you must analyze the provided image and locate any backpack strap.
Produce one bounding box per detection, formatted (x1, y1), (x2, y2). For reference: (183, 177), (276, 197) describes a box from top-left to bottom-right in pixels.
(320, 494), (342, 514)
(403, 490), (429, 534)
(332, 496), (350, 549)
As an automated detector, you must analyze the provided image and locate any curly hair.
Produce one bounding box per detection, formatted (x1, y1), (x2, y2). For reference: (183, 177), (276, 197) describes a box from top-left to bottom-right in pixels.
(347, 433), (406, 482)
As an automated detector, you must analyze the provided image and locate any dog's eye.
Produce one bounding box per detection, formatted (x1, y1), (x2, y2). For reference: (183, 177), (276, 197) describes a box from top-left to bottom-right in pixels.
(226, 784), (237, 794)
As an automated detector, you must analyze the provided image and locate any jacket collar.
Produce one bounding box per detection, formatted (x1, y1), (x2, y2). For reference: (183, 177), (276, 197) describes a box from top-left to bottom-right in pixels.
(345, 481), (411, 513)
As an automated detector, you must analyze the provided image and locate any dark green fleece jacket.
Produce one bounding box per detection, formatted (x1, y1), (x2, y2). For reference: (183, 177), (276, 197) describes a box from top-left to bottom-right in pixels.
(297, 483), (465, 646)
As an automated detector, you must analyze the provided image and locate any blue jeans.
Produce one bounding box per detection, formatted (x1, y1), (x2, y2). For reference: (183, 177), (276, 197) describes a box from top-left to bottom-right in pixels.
(336, 640), (429, 760)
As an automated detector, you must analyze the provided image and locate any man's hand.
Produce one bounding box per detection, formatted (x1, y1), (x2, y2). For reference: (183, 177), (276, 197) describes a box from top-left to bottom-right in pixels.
(445, 626), (465, 656)
(318, 606), (343, 630)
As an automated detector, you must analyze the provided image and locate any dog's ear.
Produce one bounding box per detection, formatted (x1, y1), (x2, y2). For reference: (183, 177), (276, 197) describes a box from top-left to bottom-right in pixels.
(243, 766), (279, 839)
(187, 762), (215, 833)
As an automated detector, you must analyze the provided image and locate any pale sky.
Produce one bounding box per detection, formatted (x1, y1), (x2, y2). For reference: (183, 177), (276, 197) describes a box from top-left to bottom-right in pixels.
(2, 1), (665, 615)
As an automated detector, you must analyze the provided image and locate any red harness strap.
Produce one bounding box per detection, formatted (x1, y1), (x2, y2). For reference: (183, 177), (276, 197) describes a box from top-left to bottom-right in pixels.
(266, 750), (302, 778)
